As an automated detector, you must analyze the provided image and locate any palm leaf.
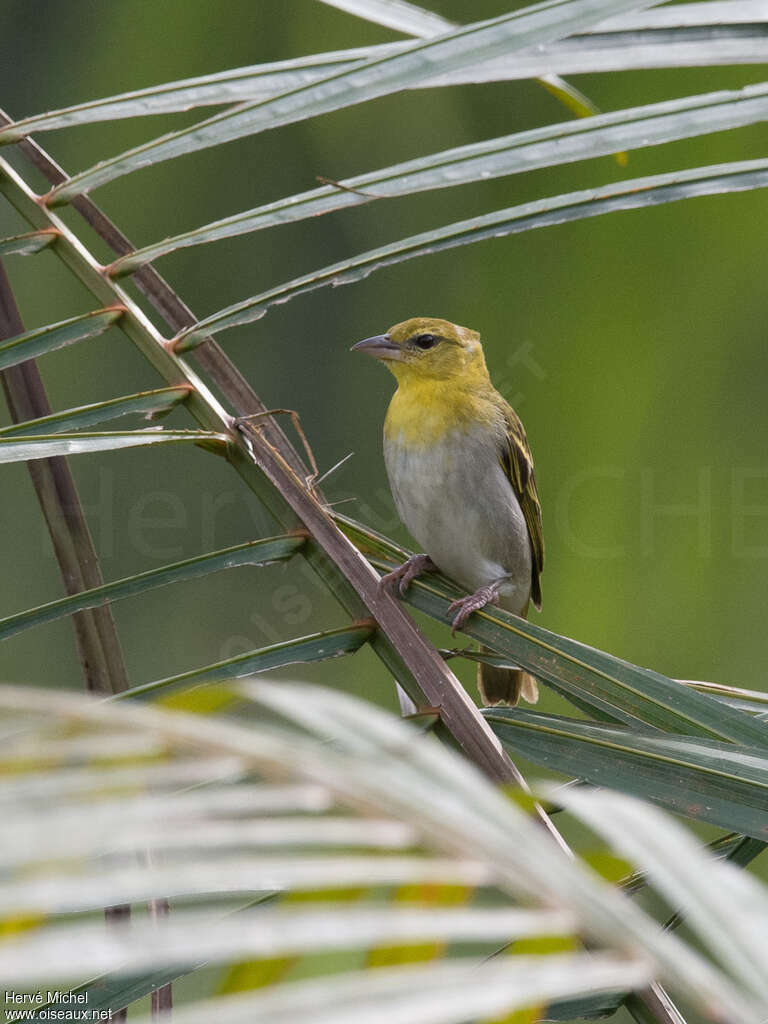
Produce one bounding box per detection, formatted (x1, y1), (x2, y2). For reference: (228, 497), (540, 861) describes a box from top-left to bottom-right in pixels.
(0, 308), (124, 371)
(0, 48), (394, 139)
(115, 624), (374, 700)
(0, 386), (190, 436)
(0, 229), (58, 257)
(0, 682), (760, 1021)
(46, 0), (661, 204)
(113, 82), (768, 276)
(316, 0), (604, 131)
(0, 430), (226, 464)
(4, 4), (768, 143)
(558, 785), (768, 1003)
(3, 907), (572, 980)
(0, 535), (304, 641)
(338, 517), (768, 747)
(679, 679), (768, 714)
(486, 708), (768, 839)
(175, 158), (768, 346)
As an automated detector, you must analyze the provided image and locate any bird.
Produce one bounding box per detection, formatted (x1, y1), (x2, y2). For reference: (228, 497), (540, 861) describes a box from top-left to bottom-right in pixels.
(351, 316), (543, 706)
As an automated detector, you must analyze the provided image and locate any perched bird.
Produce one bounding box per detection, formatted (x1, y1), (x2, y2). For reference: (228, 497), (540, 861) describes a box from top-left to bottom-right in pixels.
(352, 316), (543, 706)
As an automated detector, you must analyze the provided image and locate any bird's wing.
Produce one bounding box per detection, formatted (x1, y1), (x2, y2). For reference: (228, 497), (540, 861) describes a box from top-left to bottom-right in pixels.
(499, 403), (544, 609)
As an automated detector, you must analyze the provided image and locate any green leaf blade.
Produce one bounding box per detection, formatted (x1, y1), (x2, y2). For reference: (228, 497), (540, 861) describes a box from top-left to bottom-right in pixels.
(320, 0), (604, 129)
(117, 624), (373, 700)
(115, 81), (768, 276)
(6, 4), (768, 146)
(176, 158), (768, 344)
(0, 386), (191, 437)
(487, 709), (768, 840)
(0, 307), (124, 372)
(438, 587), (768, 746)
(678, 679), (768, 715)
(337, 515), (768, 748)
(0, 430), (227, 465)
(0, 47), (396, 142)
(46, 0), (662, 204)
(0, 229), (58, 257)
(0, 535), (305, 642)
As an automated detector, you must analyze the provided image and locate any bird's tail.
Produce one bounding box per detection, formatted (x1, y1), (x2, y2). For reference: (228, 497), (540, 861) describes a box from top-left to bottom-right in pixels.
(477, 649), (539, 706)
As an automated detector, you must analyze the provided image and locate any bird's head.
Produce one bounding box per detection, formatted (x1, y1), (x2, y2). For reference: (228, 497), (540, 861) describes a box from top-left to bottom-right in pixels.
(351, 317), (489, 385)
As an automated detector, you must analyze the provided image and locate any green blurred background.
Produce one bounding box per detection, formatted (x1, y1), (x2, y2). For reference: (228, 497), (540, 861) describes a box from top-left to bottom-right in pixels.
(1, 0), (767, 712)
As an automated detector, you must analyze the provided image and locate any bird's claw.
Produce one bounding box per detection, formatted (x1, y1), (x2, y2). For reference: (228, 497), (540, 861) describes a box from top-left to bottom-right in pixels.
(378, 554), (435, 597)
(448, 585), (500, 636)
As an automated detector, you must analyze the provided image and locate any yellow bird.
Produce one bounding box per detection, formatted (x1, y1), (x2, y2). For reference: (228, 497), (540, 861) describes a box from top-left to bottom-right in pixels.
(352, 316), (542, 706)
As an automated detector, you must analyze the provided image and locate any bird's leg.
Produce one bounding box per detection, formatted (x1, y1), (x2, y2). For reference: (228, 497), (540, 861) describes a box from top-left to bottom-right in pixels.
(379, 554), (437, 597)
(447, 580), (504, 636)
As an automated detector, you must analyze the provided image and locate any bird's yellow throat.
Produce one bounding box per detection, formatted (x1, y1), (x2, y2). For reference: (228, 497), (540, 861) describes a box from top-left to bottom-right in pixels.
(384, 371), (500, 447)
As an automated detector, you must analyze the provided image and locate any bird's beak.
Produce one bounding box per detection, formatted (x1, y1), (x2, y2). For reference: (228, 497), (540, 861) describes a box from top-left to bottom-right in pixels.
(350, 334), (404, 362)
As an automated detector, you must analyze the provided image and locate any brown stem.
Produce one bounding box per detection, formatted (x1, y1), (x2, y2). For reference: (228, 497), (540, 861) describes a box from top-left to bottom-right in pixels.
(0, 262), (128, 695)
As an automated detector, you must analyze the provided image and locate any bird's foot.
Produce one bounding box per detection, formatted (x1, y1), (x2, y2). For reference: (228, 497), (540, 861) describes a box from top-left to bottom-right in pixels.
(379, 554), (437, 597)
(448, 582), (502, 636)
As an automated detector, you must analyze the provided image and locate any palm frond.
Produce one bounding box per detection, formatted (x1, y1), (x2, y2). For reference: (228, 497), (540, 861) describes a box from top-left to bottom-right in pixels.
(487, 707), (768, 838)
(0, 682), (763, 1021)
(174, 158), (768, 346)
(0, 429), (227, 464)
(0, 386), (190, 436)
(111, 81), (768, 276)
(45, 0), (661, 204)
(0, 307), (124, 371)
(0, 535), (304, 641)
(3, 3), (767, 144)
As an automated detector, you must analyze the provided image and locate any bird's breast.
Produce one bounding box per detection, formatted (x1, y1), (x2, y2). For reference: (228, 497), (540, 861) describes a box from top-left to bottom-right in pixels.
(383, 426), (532, 613)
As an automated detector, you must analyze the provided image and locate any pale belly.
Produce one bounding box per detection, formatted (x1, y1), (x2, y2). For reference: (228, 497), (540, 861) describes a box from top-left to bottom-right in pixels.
(384, 428), (532, 614)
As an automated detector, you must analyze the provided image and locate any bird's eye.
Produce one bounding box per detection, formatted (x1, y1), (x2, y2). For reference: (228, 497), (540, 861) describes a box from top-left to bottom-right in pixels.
(414, 333), (438, 350)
